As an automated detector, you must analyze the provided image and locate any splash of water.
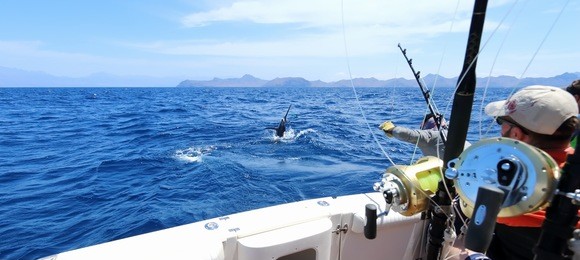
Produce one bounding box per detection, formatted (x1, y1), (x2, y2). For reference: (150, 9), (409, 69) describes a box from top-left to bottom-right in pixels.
(174, 146), (215, 163)
(270, 128), (316, 143)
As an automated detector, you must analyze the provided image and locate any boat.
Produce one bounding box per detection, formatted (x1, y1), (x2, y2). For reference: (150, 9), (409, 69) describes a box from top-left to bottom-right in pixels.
(39, 0), (579, 259)
(39, 192), (426, 260)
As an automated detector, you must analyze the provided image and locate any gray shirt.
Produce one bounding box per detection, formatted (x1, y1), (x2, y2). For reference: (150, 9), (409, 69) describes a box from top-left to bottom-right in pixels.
(390, 126), (471, 157)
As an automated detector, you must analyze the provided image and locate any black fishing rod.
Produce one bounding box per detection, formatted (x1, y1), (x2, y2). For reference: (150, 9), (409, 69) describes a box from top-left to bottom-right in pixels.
(426, 0), (488, 259)
(534, 137), (580, 259)
(397, 43), (446, 144)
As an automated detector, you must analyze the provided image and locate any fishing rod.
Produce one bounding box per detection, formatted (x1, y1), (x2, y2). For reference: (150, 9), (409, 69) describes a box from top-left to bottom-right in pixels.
(426, 0), (488, 259)
(397, 43), (446, 144)
(534, 137), (580, 259)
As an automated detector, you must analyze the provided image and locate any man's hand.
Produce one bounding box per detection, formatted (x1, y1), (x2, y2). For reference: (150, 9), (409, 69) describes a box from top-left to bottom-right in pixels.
(379, 121), (395, 137)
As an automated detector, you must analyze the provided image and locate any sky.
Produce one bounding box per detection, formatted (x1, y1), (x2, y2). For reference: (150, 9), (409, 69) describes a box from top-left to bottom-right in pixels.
(0, 0), (578, 82)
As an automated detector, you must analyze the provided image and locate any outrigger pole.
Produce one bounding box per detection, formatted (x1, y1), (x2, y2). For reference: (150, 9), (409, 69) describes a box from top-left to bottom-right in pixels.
(397, 43), (446, 144)
(426, 0), (488, 259)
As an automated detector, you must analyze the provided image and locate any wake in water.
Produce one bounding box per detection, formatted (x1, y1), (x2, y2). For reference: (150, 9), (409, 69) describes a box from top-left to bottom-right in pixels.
(174, 146), (216, 163)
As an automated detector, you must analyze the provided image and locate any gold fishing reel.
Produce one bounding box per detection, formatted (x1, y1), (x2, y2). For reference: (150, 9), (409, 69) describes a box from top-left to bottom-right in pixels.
(445, 137), (560, 218)
(374, 156), (443, 216)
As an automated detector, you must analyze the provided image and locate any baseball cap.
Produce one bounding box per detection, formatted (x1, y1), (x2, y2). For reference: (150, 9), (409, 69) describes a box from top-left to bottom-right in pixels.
(420, 113), (447, 130)
(421, 117), (437, 130)
(484, 85), (578, 135)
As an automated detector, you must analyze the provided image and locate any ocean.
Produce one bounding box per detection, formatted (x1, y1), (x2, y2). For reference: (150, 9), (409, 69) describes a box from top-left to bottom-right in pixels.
(0, 86), (506, 259)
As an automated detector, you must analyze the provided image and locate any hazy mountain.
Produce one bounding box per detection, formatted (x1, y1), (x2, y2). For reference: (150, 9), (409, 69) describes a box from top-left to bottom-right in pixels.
(330, 77), (386, 88)
(176, 74), (267, 88)
(0, 66), (578, 88)
(417, 73), (580, 88)
(0, 66), (183, 87)
(261, 77), (311, 88)
(178, 72), (580, 88)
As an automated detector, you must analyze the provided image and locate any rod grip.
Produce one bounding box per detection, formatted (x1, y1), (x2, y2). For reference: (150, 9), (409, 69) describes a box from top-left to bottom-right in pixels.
(465, 185), (505, 253)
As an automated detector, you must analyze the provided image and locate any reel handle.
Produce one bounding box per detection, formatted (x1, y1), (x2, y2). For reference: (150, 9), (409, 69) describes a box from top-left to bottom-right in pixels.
(465, 186), (505, 253)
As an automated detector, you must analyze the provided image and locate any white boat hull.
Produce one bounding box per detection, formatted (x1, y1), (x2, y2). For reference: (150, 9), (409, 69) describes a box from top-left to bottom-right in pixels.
(42, 192), (427, 260)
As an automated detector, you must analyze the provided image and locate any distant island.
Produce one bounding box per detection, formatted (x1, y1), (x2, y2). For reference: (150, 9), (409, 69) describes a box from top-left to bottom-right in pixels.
(177, 73), (580, 88)
(0, 65), (578, 88)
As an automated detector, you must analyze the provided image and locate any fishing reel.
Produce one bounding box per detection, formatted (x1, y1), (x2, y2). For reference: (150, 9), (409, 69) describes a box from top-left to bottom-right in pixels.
(373, 156), (443, 216)
(445, 137), (560, 217)
(373, 137), (560, 218)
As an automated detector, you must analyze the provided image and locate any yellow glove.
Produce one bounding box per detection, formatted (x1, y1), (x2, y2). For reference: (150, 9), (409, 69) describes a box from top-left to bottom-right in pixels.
(379, 121), (395, 137)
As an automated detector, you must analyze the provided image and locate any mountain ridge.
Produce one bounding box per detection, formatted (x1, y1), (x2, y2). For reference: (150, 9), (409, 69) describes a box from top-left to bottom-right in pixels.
(177, 72), (580, 88)
(0, 66), (578, 88)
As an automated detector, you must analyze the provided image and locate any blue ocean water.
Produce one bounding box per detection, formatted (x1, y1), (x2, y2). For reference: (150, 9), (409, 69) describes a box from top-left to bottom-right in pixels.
(0, 86), (506, 259)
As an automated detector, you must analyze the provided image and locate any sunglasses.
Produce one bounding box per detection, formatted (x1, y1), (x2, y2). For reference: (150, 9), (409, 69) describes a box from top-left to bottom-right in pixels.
(495, 117), (529, 134)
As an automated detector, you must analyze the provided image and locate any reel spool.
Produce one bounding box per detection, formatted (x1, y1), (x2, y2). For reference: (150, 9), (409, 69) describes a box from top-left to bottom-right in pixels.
(374, 156), (443, 216)
(445, 137), (560, 218)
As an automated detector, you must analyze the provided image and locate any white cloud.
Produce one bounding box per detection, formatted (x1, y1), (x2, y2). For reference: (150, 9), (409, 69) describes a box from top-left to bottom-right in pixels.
(130, 19), (470, 59)
(139, 0), (484, 59)
(181, 0), (475, 28)
(182, 0), (340, 27)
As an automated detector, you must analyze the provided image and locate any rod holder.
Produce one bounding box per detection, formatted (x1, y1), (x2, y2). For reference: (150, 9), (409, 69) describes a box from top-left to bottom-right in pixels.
(364, 204), (377, 239)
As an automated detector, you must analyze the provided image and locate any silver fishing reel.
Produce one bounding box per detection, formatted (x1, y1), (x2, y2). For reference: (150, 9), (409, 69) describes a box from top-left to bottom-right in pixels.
(374, 156), (443, 216)
(445, 137), (560, 217)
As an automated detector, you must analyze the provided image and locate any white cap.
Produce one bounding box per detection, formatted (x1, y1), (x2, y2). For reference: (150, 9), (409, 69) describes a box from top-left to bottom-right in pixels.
(485, 85), (578, 135)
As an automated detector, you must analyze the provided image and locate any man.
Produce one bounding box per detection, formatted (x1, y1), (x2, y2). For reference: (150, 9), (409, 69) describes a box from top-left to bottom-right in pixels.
(564, 79), (580, 148)
(464, 85), (579, 260)
(565, 79), (580, 112)
(380, 113), (469, 158)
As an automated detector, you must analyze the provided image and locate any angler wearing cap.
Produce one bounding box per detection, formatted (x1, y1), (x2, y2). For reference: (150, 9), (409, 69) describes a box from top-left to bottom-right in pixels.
(483, 85), (579, 260)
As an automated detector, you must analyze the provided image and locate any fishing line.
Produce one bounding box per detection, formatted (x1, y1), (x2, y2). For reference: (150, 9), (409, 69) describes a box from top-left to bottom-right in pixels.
(340, 2), (454, 222)
(441, 0), (522, 124)
(340, 0), (395, 166)
(409, 0), (461, 165)
(434, 1), (515, 241)
(516, 0), (570, 81)
(437, 3), (571, 256)
(438, 2), (525, 240)
(428, 0), (461, 97)
(340, 0), (460, 222)
(388, 62), (399, 116)
(435, 1), (518, 243)
(406, 0), (464, 231)
(478, 0), (570, 138)
(445, 0), (570, 120)
(479, 0), (523, 138)
(390, 56), (408, 161)
(339, 0), (460, 229)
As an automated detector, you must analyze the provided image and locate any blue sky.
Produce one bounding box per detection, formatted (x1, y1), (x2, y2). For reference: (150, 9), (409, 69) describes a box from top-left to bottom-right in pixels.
(0, 0), (577, 82)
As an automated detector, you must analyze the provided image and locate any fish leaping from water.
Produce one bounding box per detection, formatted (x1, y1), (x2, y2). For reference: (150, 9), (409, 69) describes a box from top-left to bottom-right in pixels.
(267, 105), (292, 137)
